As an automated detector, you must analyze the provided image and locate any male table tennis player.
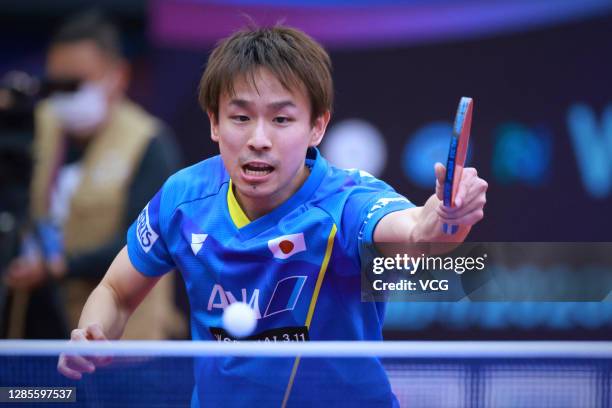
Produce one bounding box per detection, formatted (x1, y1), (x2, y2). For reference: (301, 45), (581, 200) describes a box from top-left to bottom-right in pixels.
(58, 25), (487, 406)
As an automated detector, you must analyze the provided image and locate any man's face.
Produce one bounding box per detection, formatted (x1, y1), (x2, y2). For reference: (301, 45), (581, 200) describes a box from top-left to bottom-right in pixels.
(210, 68), (329, 215)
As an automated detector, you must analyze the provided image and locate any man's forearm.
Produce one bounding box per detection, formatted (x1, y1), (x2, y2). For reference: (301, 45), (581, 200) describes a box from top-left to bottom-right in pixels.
(75, 246), (162, 340)
(374, 195), (471, 257)
(77, 282), (131, 340)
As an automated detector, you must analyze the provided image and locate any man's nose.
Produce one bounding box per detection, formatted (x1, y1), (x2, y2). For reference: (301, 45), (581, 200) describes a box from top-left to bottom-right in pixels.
(247, 120), (272, 151)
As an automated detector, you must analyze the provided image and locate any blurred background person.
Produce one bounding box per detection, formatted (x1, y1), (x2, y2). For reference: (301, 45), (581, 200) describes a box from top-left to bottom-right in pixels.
(2, 11), (185, 340)
(0, 70), (39, 337)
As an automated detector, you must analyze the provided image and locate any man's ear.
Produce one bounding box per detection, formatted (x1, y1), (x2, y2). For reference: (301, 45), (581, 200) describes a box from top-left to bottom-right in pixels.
(208, 111), (219, 142)
(309, 110), (331, 147)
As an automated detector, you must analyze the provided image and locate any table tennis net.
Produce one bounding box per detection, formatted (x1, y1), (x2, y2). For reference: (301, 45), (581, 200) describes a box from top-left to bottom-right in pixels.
(1, 341), (611, 407)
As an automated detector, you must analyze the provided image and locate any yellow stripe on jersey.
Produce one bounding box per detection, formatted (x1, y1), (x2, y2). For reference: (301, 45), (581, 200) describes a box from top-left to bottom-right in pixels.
(282, 357), (302, 408)
(227, 180), (251, 228)
(305, 223), (337, 329)
(281, 223), (337, 408)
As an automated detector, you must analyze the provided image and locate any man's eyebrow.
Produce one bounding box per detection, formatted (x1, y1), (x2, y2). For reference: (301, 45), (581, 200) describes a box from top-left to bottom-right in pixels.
(228, 99), (251, 108)
(227, 99), (296, 110)
(268, 100), (296, 110)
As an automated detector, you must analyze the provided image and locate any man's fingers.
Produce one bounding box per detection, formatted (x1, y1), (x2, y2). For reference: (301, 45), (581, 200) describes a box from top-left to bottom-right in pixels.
(83, 324), (113, 366)
(459, 175), (487, 211)
(437, 202), (485, 224)
(57, 361), (83, 380)
(437, 185), (487, 218)
(437, 200), (485, 222)
(58, 327), (111, 379)
(86, 324), (107, 341)
(58, 354), (90, 380)
(65, 354), (96, 373)
(434, 162), (446, 201)
(436, 171), (487, 227)
(86, 324), (113, 366)
(449, 169), (486, 209)
(92, 355), (113, 367)
(69, 329), (97, 366)
(452, 168), (478, 208)
(434, 162), (446, 184)
(68, 330), (97, 370)
(438, 210), (485, 226)
(71, 329), (88, 341)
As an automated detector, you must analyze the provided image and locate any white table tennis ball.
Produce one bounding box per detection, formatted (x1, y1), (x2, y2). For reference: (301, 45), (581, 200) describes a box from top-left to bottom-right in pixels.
(222, 302), (257, 338)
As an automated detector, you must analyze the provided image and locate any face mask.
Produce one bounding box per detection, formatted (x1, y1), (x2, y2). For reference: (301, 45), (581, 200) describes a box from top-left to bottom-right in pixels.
(48, 81), (108, 134)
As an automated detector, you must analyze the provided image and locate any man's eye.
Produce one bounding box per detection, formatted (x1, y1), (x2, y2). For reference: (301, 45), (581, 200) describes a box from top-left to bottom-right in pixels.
(231, 115), (249, 122)
(274, 117), (291, 124)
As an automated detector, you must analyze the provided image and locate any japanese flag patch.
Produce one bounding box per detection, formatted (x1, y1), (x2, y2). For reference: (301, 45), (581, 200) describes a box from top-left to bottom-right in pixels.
(268, 233), (306, 260)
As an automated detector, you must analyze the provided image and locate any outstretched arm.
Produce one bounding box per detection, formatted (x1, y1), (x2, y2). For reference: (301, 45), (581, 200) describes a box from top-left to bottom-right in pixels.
(374, 163), (487, 254)
(57, 246), (161, 379)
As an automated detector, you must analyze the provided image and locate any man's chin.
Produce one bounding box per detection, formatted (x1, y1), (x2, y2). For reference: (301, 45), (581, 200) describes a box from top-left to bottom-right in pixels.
(236, 182), (275, 198)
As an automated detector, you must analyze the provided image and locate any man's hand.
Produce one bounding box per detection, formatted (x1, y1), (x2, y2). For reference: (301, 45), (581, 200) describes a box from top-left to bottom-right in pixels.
(374, 162), (488, 252)
(434, 162), (487, 230)
(57, 323), (112, 380)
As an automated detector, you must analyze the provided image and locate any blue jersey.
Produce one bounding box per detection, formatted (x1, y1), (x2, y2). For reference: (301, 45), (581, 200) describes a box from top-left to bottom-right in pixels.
(127, 147), (413, 407)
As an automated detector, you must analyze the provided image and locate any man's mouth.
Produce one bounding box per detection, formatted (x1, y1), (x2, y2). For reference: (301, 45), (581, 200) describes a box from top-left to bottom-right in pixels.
(242, 162), (275, 177)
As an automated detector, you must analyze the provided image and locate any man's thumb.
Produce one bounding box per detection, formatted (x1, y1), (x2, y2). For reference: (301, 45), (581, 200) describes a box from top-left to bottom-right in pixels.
(434, 162), (446, 200)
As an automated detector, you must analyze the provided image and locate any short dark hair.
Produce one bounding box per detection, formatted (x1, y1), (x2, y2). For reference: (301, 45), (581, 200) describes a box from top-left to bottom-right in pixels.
(199, 25), (333, 125)
(50, 11), (122, 59)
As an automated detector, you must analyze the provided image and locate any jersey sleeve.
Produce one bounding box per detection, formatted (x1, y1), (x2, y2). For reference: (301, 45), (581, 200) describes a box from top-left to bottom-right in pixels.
(126, 185), (175, 277)
(341, 171), (415, 267)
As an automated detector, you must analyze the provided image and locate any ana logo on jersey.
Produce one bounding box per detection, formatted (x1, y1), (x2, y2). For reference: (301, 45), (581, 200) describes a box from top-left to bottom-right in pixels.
(191, 233), (208, 255)
(207, 276), (308, 319)
(264, 276), (307, 317)
(268, 233), (306, 259)
(136, 203), (159, 253)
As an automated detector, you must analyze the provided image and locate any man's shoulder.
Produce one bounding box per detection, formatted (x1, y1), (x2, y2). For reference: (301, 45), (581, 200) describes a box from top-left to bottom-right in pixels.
(332, 166), (384, 184)
(313, 163), (412, 224)
(161, 155), (228, 208)
(320, 165), (398, 199)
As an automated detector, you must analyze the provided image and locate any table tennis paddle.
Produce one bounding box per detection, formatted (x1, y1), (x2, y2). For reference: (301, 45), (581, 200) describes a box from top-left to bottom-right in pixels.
(443, 97), (473, 234)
